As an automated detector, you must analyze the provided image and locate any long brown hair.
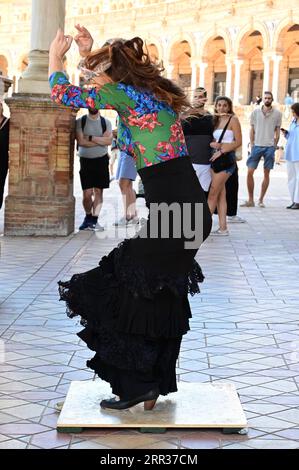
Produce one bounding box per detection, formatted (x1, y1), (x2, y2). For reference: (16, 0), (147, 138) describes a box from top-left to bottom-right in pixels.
(83, 37), (190, 113)
(213, 96), (234, 128)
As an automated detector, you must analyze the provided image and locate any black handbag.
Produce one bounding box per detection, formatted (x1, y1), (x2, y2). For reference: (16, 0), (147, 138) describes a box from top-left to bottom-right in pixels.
(211, 116), (236, 173)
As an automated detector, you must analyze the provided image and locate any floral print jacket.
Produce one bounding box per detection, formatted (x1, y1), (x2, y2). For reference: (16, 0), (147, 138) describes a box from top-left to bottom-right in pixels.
(49, 72), (188, 170)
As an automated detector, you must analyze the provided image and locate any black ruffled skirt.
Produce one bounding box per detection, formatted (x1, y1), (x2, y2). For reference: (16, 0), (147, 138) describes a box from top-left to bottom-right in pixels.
(58, 157), (212, 400)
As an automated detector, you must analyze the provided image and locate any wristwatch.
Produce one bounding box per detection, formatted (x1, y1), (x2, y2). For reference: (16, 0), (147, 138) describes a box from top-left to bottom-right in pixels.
(89, 135), (92, 142)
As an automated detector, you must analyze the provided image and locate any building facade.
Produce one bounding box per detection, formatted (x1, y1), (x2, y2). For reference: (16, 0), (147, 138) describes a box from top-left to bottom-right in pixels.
(0, 0), (299, 104)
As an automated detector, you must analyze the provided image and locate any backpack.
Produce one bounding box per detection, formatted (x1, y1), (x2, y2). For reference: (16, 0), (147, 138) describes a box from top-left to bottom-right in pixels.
(77, 115), (107, 150)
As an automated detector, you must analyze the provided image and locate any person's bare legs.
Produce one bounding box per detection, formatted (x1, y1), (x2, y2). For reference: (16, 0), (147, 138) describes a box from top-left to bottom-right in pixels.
(247, 168), (255, 204)
(93, 188), (103, 216)
(119, 178), (136, 219)
(208, 171), (231, 215)
(127, 186), (137, 219)
(259, 168), (270, 205)
(82, 188), (94, 214)
(217, 186), (228, 231)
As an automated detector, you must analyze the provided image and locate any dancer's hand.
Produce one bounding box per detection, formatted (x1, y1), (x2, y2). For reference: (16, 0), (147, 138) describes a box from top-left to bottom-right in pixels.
(74, 24), (94, 56)
(49, 29), (73, 60)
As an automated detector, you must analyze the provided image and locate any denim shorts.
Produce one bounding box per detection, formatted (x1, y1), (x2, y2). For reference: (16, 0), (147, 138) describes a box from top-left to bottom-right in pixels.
(225, 164), (237, 175)
(115, 152), (137, 181)
(247, 145), (275, 170)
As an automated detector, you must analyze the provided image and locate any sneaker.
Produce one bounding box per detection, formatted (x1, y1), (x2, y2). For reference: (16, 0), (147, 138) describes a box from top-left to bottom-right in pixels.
(79, 216), (94, 231)
(240, 201), (255, 207)
(93, 223), (105, 231)
(113, 217), (139, 227)
(290, 203), (299, 210)
(127, 216), (139, 225)
(286, 203), (295, 209)
(211, 228), (229, 236)
(113, 217), (129, 227)
(227, 215), (246, 223)
(258, 201), (265, 208)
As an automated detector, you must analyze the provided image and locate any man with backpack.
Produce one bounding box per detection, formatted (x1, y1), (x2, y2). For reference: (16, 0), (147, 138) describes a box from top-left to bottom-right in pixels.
(76, 108), (112, 230)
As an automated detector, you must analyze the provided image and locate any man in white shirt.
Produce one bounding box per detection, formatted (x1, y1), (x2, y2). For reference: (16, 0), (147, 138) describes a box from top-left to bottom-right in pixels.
(241, 91), (282, 208)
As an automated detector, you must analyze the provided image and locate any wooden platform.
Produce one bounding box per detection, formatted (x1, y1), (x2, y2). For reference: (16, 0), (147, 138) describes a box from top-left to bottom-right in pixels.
(57, 381), (247, 434)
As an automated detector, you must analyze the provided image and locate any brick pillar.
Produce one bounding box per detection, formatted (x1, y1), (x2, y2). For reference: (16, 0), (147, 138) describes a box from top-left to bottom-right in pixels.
(4, 95), (76, 236)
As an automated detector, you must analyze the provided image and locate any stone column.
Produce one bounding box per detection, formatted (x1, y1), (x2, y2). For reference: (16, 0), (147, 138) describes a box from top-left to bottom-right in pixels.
(225, 58), (233, 98)
(190, 59), (199, 91)
(4, 0), (76, 236)
(233, 59), (243, 105)
(164, 62), (174, 79)
(262, 54), (271, 95)
(199, 62), (208, 88)
(272, 55), (282, 103)
(18, 0), (66, 94)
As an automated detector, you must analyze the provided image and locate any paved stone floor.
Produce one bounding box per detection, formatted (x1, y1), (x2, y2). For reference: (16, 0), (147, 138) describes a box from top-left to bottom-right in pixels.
(0, 159), (299, 449)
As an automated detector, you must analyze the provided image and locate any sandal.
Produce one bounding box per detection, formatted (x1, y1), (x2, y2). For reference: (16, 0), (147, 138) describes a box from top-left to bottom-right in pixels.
(240, 201), (255, 207)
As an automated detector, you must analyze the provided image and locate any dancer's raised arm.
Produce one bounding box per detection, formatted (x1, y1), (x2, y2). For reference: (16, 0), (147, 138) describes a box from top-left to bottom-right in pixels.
(74, 24), (94, 57)
(48, 29), (121, 111)
(49, 29), (73, 76)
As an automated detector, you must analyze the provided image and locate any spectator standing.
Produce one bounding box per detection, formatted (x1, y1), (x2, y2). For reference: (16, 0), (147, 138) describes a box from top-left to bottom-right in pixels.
(208, 96), (242, 235)
(181, 87), (213, 198)
(282, 102), (299, 209)
(113, 150), (138, 226)
(241, 91), (282, 208)
(76, 108), (112, 230)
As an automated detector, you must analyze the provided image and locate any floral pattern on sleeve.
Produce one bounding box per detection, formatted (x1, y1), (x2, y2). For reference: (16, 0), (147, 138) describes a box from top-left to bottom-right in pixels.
(49, 71), (188, 170)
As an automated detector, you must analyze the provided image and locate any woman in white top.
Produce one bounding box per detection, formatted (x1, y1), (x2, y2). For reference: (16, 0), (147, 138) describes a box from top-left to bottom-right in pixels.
(208, 96), (242, 235)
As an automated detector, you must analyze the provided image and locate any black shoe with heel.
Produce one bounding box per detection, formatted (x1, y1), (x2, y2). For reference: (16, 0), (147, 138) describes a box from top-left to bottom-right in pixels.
(100, 388), (159, 410)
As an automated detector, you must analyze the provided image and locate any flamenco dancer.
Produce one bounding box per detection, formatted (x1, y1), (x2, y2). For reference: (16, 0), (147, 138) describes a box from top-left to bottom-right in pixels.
(49, 26), (211, 411)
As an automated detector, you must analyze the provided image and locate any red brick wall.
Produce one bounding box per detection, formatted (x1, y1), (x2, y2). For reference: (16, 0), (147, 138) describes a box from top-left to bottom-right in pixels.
(4, 95), (77, 236)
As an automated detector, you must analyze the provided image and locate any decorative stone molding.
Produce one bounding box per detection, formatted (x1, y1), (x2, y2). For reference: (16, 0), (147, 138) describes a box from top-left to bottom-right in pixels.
(0, 74), (13, 98)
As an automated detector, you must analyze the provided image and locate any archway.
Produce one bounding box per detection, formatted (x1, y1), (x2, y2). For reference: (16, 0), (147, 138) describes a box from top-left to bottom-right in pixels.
(238, 30), (264, 104)
(202, 36), (226, 103)
(170, 40), (191, 92)
(0, 55), (8, 76)
(276, 24), (299, 102)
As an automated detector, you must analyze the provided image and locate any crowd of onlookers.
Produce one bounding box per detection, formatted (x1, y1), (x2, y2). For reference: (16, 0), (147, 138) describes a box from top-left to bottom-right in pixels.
(1, 87), (299, 234)
(180, 88), (299, 236)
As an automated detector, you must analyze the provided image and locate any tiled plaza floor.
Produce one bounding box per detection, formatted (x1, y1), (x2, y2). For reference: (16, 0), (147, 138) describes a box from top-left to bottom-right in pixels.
(0, 161), (299, 449)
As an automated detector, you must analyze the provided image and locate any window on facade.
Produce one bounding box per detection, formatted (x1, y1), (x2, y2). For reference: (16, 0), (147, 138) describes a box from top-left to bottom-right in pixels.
(287, 24), (299, 32)
(249, 30), (262, 37)
(178, 73), (191, 89)
(250, 71), (263, 104)
(288, 68), (299, 100)
(213, 72), (226, 102)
